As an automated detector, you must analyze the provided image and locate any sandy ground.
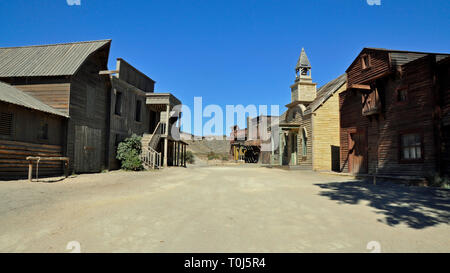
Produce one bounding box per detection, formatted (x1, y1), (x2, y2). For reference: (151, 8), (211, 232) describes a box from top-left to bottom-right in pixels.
(0, 165), (449, 253)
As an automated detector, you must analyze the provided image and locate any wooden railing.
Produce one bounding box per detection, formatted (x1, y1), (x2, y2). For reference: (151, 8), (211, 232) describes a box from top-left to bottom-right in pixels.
(140, 122), (165, 169)
(141, 146), (161, 169)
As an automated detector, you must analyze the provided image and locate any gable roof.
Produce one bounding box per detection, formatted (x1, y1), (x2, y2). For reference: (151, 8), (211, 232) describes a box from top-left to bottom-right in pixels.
(0, 81), (68, 117)
(346, 47), (450, 72)
(0, 40), (111, 77)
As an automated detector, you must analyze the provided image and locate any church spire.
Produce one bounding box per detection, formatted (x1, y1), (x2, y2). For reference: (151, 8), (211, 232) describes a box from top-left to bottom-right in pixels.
(290, 47), (316, 104)
(295, 48), (312, 80)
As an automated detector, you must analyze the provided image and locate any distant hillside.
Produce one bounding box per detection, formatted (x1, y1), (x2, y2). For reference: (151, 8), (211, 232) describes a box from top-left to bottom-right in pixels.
(185, 138), (230, 156)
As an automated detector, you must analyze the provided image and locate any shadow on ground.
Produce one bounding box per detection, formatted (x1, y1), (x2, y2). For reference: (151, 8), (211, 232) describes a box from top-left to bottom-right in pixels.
(315, 180), (450, 229)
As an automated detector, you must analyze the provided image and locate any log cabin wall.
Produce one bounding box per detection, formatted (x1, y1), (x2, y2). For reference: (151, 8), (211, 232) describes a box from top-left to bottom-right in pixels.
(67, 49), (110, 173)
(0, 101), (66, 179)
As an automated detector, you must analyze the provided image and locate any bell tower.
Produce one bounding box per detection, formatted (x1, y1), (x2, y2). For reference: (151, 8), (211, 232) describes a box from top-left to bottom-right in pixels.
(290, 48), (317, 104)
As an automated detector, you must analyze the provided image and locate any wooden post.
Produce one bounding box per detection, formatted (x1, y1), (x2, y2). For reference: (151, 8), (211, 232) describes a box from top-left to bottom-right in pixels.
(28, 160), (33, 182)
(64, 160), (69, 178)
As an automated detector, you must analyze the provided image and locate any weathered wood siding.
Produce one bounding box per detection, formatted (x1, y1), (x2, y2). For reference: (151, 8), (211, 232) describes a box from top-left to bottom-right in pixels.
(437, 58), (450, 175)
(346, 50), (391, 87)
(108, 77), (151, 169)
(341, 55), (440, 176)
(0, 101), (65, 178)
(66, 49), (110, 173)
(13, 83), (71, 115)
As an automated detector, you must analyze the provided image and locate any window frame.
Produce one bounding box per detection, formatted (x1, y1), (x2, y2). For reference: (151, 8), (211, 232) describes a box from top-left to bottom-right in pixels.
(135, 99), (142, 122)
(114, 90), (123, 116)
(0, 112), (14, 137)
(361, 54), (371, 70)
(395, 85), (409, 105)
(37, 122), (49, 141)
(398, 130), (424, 164)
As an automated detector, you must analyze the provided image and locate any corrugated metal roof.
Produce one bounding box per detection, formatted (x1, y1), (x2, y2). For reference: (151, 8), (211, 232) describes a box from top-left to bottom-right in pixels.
(0, 40), (111, 77)
(0, 81), (68, 117)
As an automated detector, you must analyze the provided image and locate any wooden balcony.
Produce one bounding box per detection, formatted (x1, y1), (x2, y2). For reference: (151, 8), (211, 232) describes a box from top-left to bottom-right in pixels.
(361, 88), (381, 116)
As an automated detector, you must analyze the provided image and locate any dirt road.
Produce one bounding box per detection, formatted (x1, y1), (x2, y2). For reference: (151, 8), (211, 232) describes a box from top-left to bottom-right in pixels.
(0, 165), (448, 252)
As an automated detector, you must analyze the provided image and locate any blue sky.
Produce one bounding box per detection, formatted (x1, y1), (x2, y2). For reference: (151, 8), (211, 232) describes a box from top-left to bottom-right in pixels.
(1, 0), (449, 135)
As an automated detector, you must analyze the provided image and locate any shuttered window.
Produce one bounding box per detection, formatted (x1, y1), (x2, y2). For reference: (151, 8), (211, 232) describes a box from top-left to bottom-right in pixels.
(0, 112), (13, 136)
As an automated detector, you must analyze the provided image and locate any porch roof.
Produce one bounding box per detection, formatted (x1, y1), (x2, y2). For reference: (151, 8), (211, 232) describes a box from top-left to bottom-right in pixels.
(145, 93), (181, 111)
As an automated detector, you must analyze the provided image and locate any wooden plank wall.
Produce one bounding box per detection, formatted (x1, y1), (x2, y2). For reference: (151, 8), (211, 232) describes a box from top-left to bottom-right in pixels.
(347, 50), (391, 87)
(117, 59), (155, 93)
(13, 83), (71, 115)
(340, 55), (439, 176)
(108, 76), (151, 169)
(0, 139), (63, 179)
(66, 49), (110, 173)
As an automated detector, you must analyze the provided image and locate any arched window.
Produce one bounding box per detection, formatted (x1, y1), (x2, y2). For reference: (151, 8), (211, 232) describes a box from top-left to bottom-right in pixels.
(302, 127), (307, 157)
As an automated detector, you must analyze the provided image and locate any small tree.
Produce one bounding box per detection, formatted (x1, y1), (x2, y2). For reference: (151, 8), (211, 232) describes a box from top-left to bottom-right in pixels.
(116, 134), (144, 171)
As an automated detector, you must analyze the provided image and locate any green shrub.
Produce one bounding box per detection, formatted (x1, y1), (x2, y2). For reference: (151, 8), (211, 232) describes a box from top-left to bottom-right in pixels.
(221, 155), (229, 161)
(185, 151), (195, 164)
(116, 134), (144, 171)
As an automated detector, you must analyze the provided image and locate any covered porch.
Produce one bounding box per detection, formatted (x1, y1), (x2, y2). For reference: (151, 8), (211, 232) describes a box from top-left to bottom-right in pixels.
(142, 93), (186, 168)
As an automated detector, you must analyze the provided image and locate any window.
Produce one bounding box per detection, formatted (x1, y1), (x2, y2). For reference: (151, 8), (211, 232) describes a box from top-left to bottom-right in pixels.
(0, 112), (13, 136)
(400, 133), (423, 161)
(38, 123), (48, 140)
(115, 91), (122, 116)
(135, 100), (142, 122)
(361, 54), (371, 70)
(396, 86), (408, 103)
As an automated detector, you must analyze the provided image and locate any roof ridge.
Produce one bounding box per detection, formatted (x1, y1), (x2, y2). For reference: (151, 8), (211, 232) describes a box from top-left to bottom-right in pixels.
(364, 47), (450, 56)
(0, 39), (111, 49)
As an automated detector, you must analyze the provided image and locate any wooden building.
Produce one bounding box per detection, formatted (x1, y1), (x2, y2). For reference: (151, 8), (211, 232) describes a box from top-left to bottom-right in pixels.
(0, 81), (68, 179)
(273, 48), (347, 171)
(0, 40), (111, 173)
(0, 40), (187, 177)
(339, 48), (450, 178)
(107, 58), (155, 169)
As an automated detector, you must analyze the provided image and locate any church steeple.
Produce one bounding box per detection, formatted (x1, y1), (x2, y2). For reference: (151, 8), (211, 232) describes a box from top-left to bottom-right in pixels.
(290, 48), (317, 104)
(295, 48), (312, 80)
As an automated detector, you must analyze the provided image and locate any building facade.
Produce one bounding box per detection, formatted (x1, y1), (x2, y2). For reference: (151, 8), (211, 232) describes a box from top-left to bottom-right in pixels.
(0, 40), (186, 178)
(339, 48), (450, 178)
(273, 48), (347, 171)
(0, 81), (68, 179)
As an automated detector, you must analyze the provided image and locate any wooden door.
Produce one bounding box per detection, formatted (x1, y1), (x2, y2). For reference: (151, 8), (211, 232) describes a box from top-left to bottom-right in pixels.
(348, 130), (368, 174)
(74, 125), (102, 173)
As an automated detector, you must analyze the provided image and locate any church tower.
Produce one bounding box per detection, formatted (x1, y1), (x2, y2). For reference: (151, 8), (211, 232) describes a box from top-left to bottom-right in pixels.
(290, 48), (317, 104)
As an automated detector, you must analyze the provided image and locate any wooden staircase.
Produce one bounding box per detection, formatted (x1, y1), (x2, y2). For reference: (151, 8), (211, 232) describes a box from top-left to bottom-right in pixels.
(140, 122), (164, 169)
